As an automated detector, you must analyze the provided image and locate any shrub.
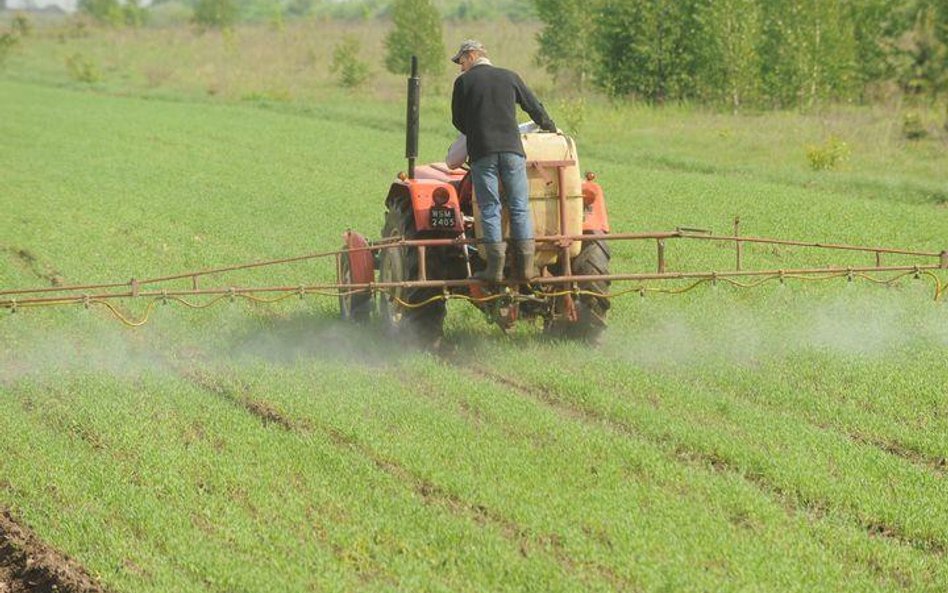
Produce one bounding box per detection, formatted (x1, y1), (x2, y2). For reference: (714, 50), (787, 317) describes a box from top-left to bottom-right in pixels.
(383, 0), (445, 76)
(192, 0), (237, 31)
(556, 97), (585, 137)
(901, 113), (927, 140)
(78, 0), (123, 25)
(805, 135), (851, 171)
(330, 35), (370, 89)
(0, 32), (18, 68)
(11, 12), (32, 36)
(65, 52), (102, 83)
(123, 0), (148, 27)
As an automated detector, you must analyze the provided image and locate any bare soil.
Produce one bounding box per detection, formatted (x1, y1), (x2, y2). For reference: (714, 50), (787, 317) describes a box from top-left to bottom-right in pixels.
(0, 509), (105, 593)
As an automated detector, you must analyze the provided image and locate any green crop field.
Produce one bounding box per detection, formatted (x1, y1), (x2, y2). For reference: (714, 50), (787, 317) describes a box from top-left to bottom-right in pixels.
(1, 18), (947, 593)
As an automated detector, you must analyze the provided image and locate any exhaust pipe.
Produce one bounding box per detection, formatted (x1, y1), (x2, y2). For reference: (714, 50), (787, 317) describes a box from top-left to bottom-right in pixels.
(406, 55), (420, 179)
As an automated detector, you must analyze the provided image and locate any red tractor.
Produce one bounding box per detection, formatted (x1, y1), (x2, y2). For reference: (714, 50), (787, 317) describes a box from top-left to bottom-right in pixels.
(339, 58), (612, 344)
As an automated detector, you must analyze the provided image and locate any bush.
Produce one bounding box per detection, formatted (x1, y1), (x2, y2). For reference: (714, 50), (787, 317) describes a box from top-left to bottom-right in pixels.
(65, 52), (102, 83)
(78, 0), (123, 25)
(0, 32), (18, 68)
(383, 0), (445, 76)
(556, 97), (585, 137)
(331, 36), (370, 89)
(192, 0), (237, 30)
(805, 135), (851, 171)
(901, 112), (927, 140)
(11, 13), (32, 36)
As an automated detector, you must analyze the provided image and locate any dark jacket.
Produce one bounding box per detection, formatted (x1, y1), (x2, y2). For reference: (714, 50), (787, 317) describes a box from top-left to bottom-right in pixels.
(451, 64), (555, 162)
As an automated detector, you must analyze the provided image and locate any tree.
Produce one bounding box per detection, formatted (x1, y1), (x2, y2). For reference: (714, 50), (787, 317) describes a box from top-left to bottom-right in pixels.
(758, 0), (859, 107)
(331, 35), (370, 89)
(384, 0), (445, 76)
(695, 0), (762, 110)
(593, 0), (706, 102)
(79, 0), (124, 25)
(192, 0), (238, 30)
(891, 1), (948, 100)
(533, 0), (601, 91)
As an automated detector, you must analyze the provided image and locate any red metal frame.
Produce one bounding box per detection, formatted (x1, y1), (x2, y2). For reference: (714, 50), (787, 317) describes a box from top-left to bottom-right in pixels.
(387, 179), (464, 233)
(342, 230), (375, 286)
(582, 180), (609, 233)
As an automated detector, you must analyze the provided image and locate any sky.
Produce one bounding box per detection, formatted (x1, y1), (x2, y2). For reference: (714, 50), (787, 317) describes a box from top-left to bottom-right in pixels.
(5, 0), (154, 12)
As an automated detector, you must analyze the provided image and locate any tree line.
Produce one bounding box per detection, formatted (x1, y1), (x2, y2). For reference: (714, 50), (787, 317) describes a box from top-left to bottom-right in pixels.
(534, 0), (947, 108)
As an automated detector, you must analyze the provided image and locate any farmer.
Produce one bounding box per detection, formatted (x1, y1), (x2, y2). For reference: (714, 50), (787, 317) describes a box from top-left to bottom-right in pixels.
(450, 39), (556, 283)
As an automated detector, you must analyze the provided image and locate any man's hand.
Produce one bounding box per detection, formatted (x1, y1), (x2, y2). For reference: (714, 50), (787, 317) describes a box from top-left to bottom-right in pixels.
(541, 120), (557, 133)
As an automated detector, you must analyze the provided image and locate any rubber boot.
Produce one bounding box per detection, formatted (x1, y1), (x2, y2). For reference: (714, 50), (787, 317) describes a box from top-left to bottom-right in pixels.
(473, 241), (507, 284)
(512, 239), (536, 282)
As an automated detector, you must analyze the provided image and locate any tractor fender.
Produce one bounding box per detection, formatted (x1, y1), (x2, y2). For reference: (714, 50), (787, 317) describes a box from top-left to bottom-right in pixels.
(342, 230), (375, 286)
(385, 180), (464, 233)
(582, 180), (610, 233)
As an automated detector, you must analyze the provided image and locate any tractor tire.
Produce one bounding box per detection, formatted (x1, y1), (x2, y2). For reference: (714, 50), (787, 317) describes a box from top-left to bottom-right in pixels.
(545, 234), (611, 343)
(338, 251), (374, 322)
(378, 197), (447, 344)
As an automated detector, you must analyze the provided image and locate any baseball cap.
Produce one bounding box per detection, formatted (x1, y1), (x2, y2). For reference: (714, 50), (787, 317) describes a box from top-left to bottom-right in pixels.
(451, 40), (486, 64)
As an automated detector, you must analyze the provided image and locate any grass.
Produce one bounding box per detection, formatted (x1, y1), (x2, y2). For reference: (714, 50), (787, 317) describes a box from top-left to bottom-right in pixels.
(0, 18), (947, 593)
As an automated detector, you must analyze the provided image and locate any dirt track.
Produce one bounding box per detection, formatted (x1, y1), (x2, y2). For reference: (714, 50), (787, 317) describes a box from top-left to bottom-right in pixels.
(0, 509), (104, 593)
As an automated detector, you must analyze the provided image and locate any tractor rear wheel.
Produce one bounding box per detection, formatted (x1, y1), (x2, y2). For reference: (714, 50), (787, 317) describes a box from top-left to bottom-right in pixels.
(545, 235), (611, 343)
(339, 251), (374, 322)
(378, 197), (447, 344)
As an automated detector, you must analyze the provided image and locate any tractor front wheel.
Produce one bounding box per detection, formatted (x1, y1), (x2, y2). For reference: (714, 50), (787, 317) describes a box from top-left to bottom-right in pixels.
(378, 197), (447, 345)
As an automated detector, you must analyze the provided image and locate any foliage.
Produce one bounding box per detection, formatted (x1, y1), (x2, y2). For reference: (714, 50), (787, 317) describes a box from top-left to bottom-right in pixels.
(891, 2), (948, 99)
(11, 12), (32, 36)
(78, 0), (123, 25)
(192, 0), (238, 30)
(593, 0), (705, 102)
(532, 0), (598, 90)
(330, 35), (371, 89)
(534, 0), (948, 107)
(694, 0), (761, 110)
(805, 135), (851, 170)
(758, 0), (861, 108)
(555, 96), (585, 137)
(0, 32), (17, 68)
(901, 112), (927, 139)
(78, 0), (148, 27)
(383, 0), (445, 76)
(65, 52), (102, 83)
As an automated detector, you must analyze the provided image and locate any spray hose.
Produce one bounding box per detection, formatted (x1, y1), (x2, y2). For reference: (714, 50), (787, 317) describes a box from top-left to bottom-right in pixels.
(3, 269), (941, 329)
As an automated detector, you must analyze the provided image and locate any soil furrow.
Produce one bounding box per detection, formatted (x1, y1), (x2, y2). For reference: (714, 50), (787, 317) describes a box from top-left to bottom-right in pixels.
(447, 359), (947, 563)
(174, 368), (302, 432)
(0, 508), (106, 593)
(0, 247), (64, 287)
(320, 417), (635, 591)
(846, 432), (946, 478)
(173, 360), (633, 589)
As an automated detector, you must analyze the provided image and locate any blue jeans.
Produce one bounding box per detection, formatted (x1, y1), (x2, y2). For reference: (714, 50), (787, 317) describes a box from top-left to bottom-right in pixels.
(471, 152), (532, 244)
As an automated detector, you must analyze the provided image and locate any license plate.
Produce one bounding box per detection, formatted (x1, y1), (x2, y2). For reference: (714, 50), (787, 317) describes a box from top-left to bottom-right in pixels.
(429, 206), (456, 229)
